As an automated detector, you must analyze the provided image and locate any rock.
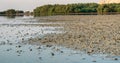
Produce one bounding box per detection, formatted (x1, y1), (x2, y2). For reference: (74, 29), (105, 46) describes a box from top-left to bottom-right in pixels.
(46, 45), (52, 47)
(30, 49), (32, 51)
(60, 51), (64, 53)
(92, 60), (96, 62)
(87, 49), (94, 54)
(37, 46), (41, 49)
(39, 57), (42, 60)
(82, 58), (86, 60)
(51, 52), (54, 56)
(6, 49), (10, 51)
(9, 43), (13, 45)
(113, 58), (118, 60)
(18, 45), (21, 48)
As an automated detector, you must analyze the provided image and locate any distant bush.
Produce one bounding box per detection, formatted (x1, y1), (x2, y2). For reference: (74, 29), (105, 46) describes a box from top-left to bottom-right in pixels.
(0, 9), (24, 16)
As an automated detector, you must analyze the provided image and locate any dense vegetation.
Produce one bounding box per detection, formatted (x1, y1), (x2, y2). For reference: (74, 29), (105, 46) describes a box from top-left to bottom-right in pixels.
(97, 3), (120, 14)
(34, 3), (120, 16)
(0, 9), (24, 16)
(34, 3), (98, 16)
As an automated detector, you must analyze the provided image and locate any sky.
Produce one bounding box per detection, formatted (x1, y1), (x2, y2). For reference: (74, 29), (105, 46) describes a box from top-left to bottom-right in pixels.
(0, 0), (99, 12)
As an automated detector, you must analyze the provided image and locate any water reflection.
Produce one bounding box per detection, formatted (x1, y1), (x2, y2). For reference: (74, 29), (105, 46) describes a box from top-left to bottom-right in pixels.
(0, 16), (120, 63)
(0, 15), (24, 19)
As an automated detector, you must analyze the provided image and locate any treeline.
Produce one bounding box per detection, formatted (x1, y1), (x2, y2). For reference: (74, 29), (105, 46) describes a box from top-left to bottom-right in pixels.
(34, 3), (120, 16)
(97, 3), (120, 14)
(0, 9), (24, 16)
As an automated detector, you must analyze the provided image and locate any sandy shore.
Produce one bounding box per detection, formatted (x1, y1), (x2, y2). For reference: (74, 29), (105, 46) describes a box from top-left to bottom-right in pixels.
(29, 15), (120, 55)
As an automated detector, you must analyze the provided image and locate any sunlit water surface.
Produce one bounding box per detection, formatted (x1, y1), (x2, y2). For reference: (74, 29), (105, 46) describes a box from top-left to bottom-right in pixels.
(0, 16), (120, 63)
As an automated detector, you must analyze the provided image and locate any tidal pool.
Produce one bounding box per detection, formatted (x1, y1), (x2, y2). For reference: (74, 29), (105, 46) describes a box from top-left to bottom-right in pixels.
(0, 16), (120, 63)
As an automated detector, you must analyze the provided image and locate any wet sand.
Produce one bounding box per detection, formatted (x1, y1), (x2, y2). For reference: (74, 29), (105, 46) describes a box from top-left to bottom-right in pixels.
(29, 15), (120, 56)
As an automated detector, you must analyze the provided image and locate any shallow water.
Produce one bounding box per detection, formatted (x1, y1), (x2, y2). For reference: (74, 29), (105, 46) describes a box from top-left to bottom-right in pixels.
(0, 16), (120, 63)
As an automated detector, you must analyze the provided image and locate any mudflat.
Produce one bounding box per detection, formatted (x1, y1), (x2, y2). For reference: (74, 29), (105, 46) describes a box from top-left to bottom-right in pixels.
(29, 15), (120, 55)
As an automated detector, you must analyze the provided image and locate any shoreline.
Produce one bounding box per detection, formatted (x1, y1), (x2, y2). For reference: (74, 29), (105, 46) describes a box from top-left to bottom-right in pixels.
(29, 15), (120, 56)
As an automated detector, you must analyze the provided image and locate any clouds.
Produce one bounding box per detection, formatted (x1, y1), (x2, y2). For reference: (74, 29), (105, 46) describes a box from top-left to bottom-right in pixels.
(0, 0), (99, 11)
